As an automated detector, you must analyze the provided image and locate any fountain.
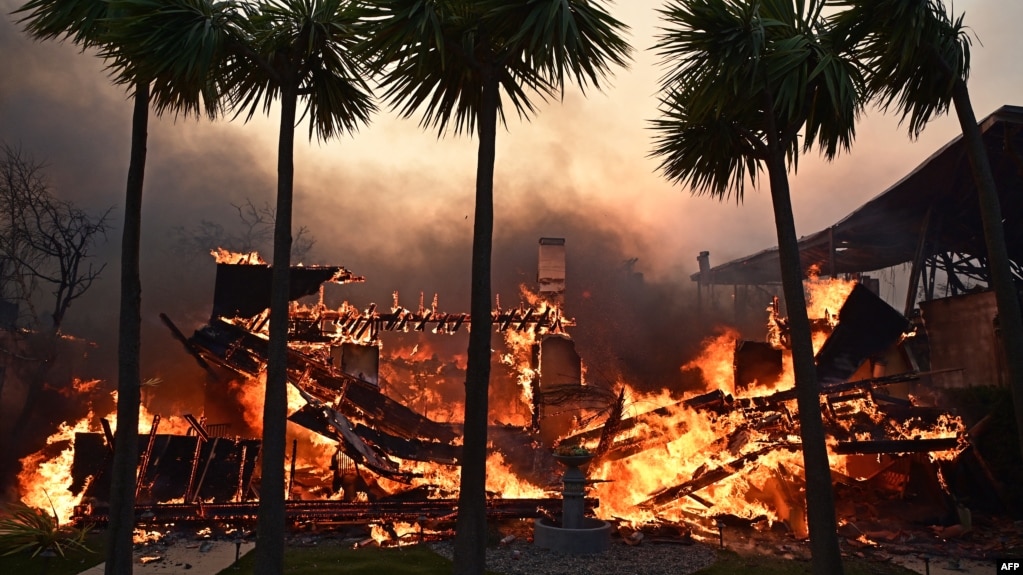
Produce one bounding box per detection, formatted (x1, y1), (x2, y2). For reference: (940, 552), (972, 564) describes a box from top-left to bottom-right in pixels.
(533, 451), (612, 554)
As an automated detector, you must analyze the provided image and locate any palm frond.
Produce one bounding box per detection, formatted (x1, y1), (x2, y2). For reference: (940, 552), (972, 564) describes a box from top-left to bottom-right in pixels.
(227, 0), (376, 140)
(650, 86), (766, 203)
(482, 0), (632, 95)
(15, 0), (110, 48)
(651, 0), (861, 200)
(101, 0), (244, 119)
(360, 0), (628, 136)
(0, 502), (92, 559)
(831, 0), (970, 138)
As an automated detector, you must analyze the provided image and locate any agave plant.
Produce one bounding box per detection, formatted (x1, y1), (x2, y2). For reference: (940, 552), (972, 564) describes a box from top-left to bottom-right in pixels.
(0, 502), (92, 559)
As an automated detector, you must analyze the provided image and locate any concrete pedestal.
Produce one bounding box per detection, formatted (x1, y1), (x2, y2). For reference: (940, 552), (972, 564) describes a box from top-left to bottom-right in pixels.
(533, 517), (612, 555)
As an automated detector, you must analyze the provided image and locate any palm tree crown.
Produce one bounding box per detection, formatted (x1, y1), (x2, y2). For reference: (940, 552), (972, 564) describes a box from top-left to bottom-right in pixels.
(360, 0), (630, 135)
(831, 0), (970, 137)
(652, 0), (863, 201)
(106, 0), (242, 118)
(228, 0), (376, 139)
(18, 0), (237, 119)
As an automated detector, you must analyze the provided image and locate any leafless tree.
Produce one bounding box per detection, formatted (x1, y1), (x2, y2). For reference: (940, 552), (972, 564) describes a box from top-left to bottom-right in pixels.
(0, 143), (112, 330)
(170, 198), (316, 263)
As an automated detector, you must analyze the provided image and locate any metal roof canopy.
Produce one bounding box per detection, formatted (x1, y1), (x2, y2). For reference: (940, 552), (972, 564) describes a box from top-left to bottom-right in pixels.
(692, 105), (1023, 286)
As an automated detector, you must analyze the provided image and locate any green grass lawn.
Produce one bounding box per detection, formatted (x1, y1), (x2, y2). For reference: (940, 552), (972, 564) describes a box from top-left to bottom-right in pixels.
(0, 531), (106, 575)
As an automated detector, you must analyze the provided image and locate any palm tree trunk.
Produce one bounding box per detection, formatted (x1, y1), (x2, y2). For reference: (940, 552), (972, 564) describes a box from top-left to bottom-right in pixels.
(453, 67), (498, 575)
(254, 83), (297, 575)
(950, 80), (1023, 462)
(762, 100), (843, 575)
(106, 80), (149, 575)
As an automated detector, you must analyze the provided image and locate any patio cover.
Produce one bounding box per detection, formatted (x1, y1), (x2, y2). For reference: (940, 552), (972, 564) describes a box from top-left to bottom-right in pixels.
(692, 105), (1023, 285)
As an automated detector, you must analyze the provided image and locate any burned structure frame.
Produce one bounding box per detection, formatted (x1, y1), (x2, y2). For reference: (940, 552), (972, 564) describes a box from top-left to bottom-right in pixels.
(692, 105), (1023, 318)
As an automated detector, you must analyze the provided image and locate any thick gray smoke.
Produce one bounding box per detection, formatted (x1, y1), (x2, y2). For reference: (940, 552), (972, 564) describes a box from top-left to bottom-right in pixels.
(1, 4), (740, 397)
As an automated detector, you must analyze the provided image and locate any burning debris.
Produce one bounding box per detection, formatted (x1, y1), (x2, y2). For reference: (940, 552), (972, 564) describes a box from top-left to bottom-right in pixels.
(11, 241), (1006, 552)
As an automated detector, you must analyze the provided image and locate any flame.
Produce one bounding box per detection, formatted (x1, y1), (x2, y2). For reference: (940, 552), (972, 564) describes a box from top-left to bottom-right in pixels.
(805, 272), (856, 323)
(133, 529), (166, 545)
(18, 391), (205, 520)
(228, 373), (338, 487)
(17, 414), (94, 522)
(211, 248), (266, 265)
(485, 451), (544, 498)
(500, 328), (539, 422)
(587, 381), (793, 526)
(681, 328), (740, 395)
(369, 521), (420, 546)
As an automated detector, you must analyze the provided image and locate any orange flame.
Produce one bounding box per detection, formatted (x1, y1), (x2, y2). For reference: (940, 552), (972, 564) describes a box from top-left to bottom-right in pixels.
(211, 248), (266, 265)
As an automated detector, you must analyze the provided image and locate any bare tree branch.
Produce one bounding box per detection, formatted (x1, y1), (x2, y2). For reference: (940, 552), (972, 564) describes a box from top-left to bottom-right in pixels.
(0, 142), (111, 329)
(170, 197), (317, 262)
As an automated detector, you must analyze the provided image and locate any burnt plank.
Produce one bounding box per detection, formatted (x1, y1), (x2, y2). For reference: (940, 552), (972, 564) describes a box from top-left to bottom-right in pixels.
(833, 437), (960, 455)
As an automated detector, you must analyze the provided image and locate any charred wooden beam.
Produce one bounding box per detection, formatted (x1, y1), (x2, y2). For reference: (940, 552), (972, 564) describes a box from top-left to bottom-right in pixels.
(415, 311), (432, 332)
(758, 371), (923, 406)
(565, 389), (726, 446)
(833, 437), (960, 455)
(100, 418), (115, 452)
(640, 443), (800, 509)
(449, 314), (466, 333)
(352, 423), (460, 465)
(183, 436), (205, 503)
(498, 309), (518, 331)
(594, 389), (626, 462)
(827, 392), (869, 405)
(517, 308), (535, 331)
(599, 435), (675, 463)
(870, 391), (913, 407)
(287, 404), (462, 465)
(160, 313), (216, 377)
(183, 413), (210, 442)
(190, 437), (222, 503)
(135, 415), (161, 500)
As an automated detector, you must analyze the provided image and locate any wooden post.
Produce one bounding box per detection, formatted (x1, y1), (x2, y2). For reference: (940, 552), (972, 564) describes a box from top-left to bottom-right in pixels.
(904, 208), (934, 316)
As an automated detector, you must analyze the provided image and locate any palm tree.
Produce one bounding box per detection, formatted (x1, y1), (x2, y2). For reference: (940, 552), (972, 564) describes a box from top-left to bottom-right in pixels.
(359, 1), (629, 573)
(651, 1), (863, 573)
(15, 1), (233, 573)
(832, 0), (1023, 465)
(222, 1), (375, 572)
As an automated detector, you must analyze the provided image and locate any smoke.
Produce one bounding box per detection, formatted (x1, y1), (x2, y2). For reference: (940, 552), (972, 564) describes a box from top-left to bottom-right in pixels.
(2, 2), (760, 392)
(0, 0), (756, 441)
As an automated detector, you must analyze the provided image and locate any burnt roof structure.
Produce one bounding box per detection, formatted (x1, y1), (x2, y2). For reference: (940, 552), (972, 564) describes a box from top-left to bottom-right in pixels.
(692, 105), (1023, 287)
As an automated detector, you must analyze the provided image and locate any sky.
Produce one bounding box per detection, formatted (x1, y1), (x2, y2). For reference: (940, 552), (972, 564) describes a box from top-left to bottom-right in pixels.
(1, 0), (1021, 384)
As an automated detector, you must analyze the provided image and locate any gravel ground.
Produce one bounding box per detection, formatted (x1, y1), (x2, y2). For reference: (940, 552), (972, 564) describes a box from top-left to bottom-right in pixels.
(429, 539), (718, 575)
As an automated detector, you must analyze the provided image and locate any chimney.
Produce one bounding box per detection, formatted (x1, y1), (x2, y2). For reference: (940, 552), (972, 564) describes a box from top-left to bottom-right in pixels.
(538, 237), (566, 303)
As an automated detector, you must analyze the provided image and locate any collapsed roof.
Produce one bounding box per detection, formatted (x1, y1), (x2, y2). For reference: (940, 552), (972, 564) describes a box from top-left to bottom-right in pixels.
(692, 104), (1023, 286)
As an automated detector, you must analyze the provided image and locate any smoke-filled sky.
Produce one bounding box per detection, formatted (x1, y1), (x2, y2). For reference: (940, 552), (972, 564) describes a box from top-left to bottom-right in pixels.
(1, 0), (1022, 386)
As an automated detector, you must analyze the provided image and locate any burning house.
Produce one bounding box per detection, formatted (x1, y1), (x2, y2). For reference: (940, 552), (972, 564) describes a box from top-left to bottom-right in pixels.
(14, 234), (989, 547)
(9, 107), (1023, 548)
